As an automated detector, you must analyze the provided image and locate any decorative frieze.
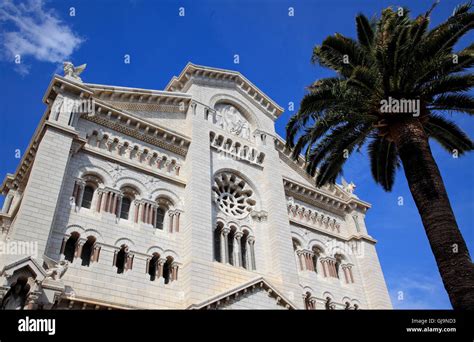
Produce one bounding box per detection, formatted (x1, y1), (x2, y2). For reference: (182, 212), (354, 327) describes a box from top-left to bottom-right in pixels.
(82, 101), (190, 157)
(86, 129), (182, 177)
(284, 178), (370, 216)
(210, 131), (265, 167)
(287, 197), (341, 234)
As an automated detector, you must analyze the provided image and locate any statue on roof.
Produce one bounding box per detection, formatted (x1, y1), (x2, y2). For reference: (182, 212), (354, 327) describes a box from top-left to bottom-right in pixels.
(341, 177), (356, 194)
(63, 61), (87, 82)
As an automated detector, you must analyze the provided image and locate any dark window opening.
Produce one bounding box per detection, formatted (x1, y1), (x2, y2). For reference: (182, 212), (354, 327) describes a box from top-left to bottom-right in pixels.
(63, 232), (80, 263)
(120, 197), (131, 219)
(148, 253), (159, 281)
(81, 236), (96, 266)
(81, 185), (94, 209)
(155, 207), (165, 230)
(115, 246), (127, 274)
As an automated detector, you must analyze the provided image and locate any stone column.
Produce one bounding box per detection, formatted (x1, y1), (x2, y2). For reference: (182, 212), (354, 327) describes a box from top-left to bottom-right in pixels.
(306, 251), (315, 271)
(116, 194), (123, 220)
(111, 193), (117, 215)
(222, 227), (230, 264)
(75, 182), (85, 211)
(134, 201), (140, 223)
(141, 202), (147, 223)
(348, 266), (354, 283)
(217, 228), (224, 263)
(296, 250), (304, 271)
(101, 191), (109, 212)
(171, 262), (180, 281)
(321, 259), (328, 277)
(234, 232), (243, 267)
(342, 265), (348, 283)
(174, 211), (181, 232)
(157, 258), (166, 279)
(169, 210), (175, 233)
(147, 203), (153, 225)
(151, 205), (156, 227)
(248, 237), (256, 270)
(96, 190), (103, 212)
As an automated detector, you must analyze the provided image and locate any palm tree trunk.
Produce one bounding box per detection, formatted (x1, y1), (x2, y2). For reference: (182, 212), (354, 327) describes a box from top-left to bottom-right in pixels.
(390, 118), (474, 310)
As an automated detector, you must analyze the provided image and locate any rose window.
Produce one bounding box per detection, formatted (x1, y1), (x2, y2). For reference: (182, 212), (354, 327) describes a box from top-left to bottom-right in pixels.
(212, 172), (256, 218)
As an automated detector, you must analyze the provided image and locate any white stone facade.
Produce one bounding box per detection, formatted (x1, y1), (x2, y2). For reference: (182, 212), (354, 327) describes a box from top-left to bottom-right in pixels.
(0, 63), (392, 310)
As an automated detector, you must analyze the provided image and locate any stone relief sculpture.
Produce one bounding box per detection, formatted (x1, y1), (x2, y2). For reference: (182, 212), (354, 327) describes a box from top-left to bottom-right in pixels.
(214, 103), (251, 140)
(43, 256), (69, 280)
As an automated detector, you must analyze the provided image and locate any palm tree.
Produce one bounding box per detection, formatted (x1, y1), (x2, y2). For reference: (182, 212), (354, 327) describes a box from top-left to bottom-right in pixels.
(286, 2), (474, 309)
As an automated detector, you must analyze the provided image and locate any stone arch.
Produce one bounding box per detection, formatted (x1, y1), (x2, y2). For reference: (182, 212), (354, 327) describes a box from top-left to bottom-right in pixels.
(292, 237), (303, 251)
(114, 238), (135, 250)
(351, 299), (361, 309)
(150, 188), (182, 209)
(65, 224), (85, 236)
(116, 177), (145, 196)
(326, 243), (356, 265)
(76, 165), (113, 187)
(322, 291), (335, 301)
(82, 229), (104, 243)
(307, 238), (328, 256)
(291, 231), (306, 246)
(240, 225), (254, 236)
(209, 93), (262, 131)
(146, 246), (165, 255)
(162, 249), (179, 260)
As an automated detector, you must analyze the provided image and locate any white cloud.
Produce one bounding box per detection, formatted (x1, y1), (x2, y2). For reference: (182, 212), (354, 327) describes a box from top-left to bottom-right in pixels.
(388, 272), (451, 309)
(0, 0), (83, 74)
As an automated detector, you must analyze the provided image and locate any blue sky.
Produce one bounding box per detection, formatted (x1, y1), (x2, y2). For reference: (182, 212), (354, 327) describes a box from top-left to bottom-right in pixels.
(0, 0), (472, 309)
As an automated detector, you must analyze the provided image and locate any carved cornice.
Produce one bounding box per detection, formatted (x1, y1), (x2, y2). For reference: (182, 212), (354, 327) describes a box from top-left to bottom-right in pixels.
(284, 178), (370, 215)
(86, 83), (192, 113)
(165, 63), (284, 120)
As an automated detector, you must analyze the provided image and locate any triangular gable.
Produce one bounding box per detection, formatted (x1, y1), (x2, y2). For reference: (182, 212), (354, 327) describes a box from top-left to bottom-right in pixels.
(166, 63), (284, 120)
(0, 256), (48, 282)
(187, 277), (296, 310)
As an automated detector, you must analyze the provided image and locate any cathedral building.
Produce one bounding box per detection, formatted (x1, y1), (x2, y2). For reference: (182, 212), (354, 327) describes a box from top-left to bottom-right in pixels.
(0, 63), (392, 309)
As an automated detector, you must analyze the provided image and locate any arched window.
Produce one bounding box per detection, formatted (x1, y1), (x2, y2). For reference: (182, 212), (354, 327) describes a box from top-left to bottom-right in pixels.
(148, 253), (160, 281)
(312, 247), (322, 273)
(63, 232), (80, 262)
(334, 254), (343, 279)
(163, 257), (173, 285)
(227, 228), (236, 266)
(81, 185), (94, 209)
(120, 197), (131, 220)
(325, 297), (335, 310)
(80, 236), (97, 267)
(213, 223), (223, 262)
(304, 292), (314, 310)
(114, 245), (129, 274)
(155, 207), (165, 230)
(241, 230), (249, 269)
